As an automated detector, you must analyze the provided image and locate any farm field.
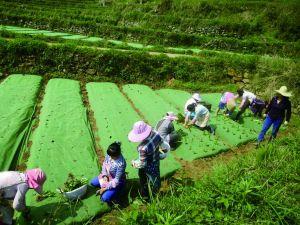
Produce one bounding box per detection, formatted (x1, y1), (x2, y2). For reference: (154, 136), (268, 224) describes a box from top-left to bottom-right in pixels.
(0, 75), (263, 223)
(16, 78), (109, 224)
(0, 0), (298, 224)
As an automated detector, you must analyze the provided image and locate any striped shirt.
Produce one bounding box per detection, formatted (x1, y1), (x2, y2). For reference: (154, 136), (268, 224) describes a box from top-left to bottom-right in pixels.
(100, 155), (126, 189)
(134, 130), (162, 169)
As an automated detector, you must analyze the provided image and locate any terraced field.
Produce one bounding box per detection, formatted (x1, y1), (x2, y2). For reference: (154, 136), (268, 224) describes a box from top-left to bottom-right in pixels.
(0, 74), (262, 224)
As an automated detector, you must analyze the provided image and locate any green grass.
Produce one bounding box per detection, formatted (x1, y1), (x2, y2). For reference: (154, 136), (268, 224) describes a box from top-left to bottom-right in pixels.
(0, 0), (299, 56)
(118, 124), (300, 224)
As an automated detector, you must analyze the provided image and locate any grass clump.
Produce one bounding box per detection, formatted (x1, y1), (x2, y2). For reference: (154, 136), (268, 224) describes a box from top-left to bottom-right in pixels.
(61, 173), (88, 192)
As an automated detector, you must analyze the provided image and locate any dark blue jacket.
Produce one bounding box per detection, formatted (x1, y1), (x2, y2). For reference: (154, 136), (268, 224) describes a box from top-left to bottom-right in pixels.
(266, 96), (291, 122)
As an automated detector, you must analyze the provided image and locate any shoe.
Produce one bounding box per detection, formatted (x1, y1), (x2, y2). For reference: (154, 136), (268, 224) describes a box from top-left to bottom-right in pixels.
(210, 127), (215, 135)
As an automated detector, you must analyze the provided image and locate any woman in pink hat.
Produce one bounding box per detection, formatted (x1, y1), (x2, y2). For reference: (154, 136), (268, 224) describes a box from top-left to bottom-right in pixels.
(128, 121), (163, 199)
(155, 112), (180, 149)
(0, 168), (46, 224)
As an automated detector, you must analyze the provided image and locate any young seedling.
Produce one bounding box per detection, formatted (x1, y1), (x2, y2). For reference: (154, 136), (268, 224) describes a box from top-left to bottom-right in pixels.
(61, 173), (88, 192)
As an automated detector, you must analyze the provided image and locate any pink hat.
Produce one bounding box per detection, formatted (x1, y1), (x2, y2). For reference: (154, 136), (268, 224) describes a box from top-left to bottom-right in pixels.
(128, 121), (152, 142)
(25, 168), (46, 194)
(164, 112), (178, 121)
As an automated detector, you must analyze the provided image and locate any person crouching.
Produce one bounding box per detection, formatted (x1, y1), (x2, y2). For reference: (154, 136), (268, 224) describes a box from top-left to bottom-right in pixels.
(184, 103), (215, 134)
(0, 168), (46, 225)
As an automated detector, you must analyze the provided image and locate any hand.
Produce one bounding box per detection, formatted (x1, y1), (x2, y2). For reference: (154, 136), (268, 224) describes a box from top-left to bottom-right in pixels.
(100, 188), (107, 195)
(284, 121), (288, 126)
(263, 114), (267, 118)
(95, 189), (101, 196)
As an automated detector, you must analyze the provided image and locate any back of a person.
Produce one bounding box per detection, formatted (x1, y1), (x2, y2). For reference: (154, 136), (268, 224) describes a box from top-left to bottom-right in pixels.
(195, 104), (209, 117)
(243, 90), (256, 102)
(0, 171), (24, 191)
(139, 131), (161, 163)
(155, 119), (172, 139)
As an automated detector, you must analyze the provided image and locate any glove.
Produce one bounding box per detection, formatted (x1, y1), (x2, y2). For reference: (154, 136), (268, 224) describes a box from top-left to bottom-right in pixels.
(284, 121), (288, 125)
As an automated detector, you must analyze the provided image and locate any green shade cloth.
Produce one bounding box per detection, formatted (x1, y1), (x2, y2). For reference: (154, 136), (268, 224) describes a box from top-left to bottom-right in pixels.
(86, 82), (180, 179)
(16, 79), (109, 225)
(122, 84), (228, 161)
(157, 90), (257, 146)
(0, 74), (42, 170)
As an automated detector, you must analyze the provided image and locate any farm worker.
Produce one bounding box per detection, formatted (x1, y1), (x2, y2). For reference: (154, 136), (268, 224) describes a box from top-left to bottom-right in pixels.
(90, 141), (126, 203)
(184, 103), (215, 135)
(249, 98), (266, 118)
(216, 92), (237, 116)
(155, 112), (180, 149)
(0, 168), (46, 225)
(184, 93), (201, 118)
(234, 89), (257, 121)
(257, 86), (292, 145)
(128, 121), (167, 200)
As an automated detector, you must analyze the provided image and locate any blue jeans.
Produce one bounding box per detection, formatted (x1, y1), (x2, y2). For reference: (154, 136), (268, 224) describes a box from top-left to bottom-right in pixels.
(258, 116), (283, 142)
(90, 176), (124, 202)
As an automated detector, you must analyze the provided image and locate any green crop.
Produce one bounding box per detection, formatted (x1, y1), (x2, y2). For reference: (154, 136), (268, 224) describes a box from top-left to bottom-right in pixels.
(61, 173), (88, 193)
(35, 191), (56, 202)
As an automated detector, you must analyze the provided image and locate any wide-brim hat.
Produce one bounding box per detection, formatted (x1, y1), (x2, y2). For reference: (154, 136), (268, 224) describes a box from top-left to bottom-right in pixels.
(128, 121), (152, 142)
(192, 93), (201, 102)
(275, 86), (292, 97)
(164, 112), (178, 121)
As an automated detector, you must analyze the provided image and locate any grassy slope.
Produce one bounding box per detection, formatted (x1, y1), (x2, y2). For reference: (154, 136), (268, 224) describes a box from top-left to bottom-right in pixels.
(118, 119), (300, 224)
(0, 0), (299, 55)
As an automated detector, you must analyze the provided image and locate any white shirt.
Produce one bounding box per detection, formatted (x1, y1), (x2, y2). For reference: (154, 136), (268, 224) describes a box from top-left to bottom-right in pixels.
(242, 91), (256, 103)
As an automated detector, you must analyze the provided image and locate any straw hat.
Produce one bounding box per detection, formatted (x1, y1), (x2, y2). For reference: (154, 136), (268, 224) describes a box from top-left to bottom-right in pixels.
(164, 112), (178, 121)
(128, 121), (152, 142)
(275, 86), (292, 97)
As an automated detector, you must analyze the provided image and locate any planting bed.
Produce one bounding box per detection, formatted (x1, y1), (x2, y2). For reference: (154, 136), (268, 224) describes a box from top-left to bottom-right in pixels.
(122, 84), (228, 161)
(0, 76), (267, 223)
(0, 74), (41, 170)
(86, 82), (180, 179)
(157, 89), (258, 146)
(17, 79), (109, 225)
